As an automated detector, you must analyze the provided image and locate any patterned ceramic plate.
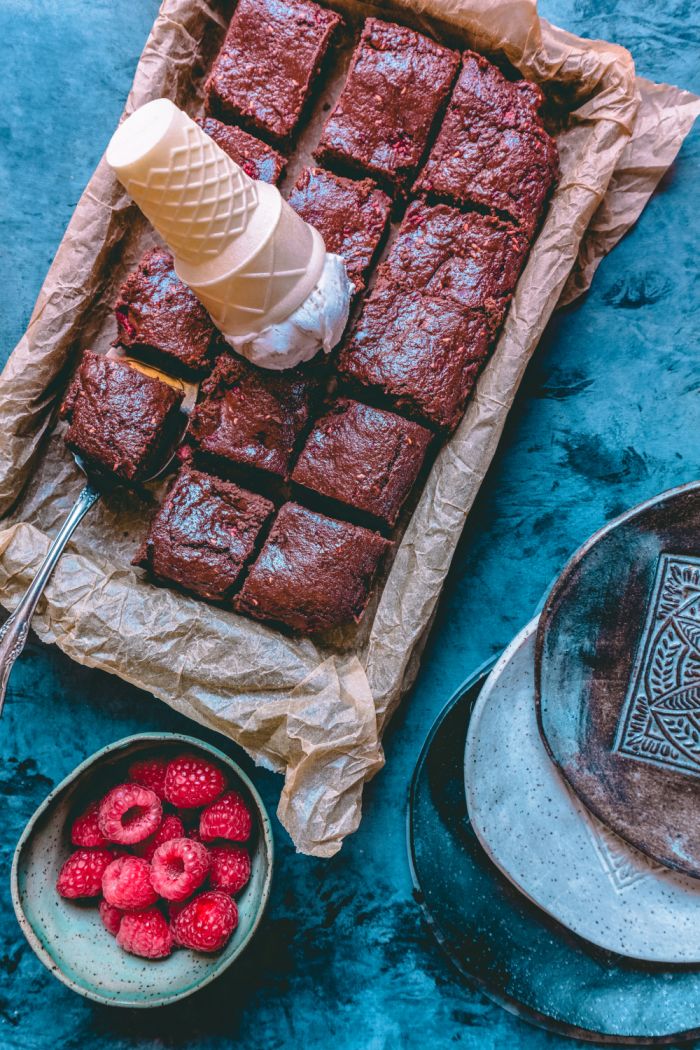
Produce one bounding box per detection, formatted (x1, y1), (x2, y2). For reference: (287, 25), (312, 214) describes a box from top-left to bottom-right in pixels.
(408, 656), (700, 1042)
(466, 618), (700, 962)
(536, 481), (700, 878)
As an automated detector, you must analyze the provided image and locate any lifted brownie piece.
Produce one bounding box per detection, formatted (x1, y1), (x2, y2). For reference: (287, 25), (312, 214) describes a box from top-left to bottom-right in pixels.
(415, 51), (559, 235)
(197, 117), (286, 185)
(188, 351), (319, 480)
(115, 248), (215, 376)
(377, 201), (530, 322)
(337, 288), (492, 432)
(315, 19), (459, 192)
(205, 0), (342, 143)
(236, 502), (391, 633)
(292, 399), (431, 526)
(135, 466), (274, 602)
(60, 350), (184, 481)
(287, 168), (391, 293)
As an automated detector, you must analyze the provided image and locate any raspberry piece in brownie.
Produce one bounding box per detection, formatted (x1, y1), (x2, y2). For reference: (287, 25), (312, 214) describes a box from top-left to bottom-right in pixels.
(337, 288), (493, 432)
(415, 51), (559, 236)
(197, 118), (286, 185)
(315, 19), (459, 192)
(292, 399), (432, 527)
(377, 201), (530, 324)
(134, 466), (274, 602)
(287, 168), (391, 293)
(236, 502), (391, 633)
(115, 248), (216, 376)
(60, 351), (184, 482)
(205, 0), (342, 144)
(188, 351), (320, 480)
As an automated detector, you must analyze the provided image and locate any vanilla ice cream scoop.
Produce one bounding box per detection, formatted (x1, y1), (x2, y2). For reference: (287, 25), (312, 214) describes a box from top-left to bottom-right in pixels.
(106, 98), (351, 368)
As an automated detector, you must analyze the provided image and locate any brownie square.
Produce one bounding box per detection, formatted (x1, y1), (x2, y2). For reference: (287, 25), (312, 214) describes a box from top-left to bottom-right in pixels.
(60, 350), (184, 481)
(134, 466), (274, 602)
(415, 51), (559, 235)
(187, 351), (319, 479)
(287, 167), (391, 292)
(378, 201), (530, 323)
(292, 399), (432, 526)
(337, 288), (493, 432)
(315, 18), (459, 192)
(197, 117), (286, 185)
(115, 248), (215, 376)
(236, 502), (391, 632)
(205, 0), (342, 143)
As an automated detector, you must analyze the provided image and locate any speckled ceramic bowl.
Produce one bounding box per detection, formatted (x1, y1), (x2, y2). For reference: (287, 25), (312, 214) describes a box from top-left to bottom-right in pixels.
(11, 732), (273, 1008)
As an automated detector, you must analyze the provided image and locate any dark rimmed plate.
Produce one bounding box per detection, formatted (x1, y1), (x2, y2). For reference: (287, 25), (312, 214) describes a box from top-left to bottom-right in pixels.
(407, 656), (700, 1043)
(535, 481), (700, 879)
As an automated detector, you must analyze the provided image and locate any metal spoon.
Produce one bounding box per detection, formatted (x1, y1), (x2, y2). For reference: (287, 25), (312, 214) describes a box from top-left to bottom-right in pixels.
(0, 349), (199, 713)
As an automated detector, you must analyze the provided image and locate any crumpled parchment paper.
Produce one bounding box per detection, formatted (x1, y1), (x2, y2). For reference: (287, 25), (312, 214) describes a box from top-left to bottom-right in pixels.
(0, 0), (698, 855)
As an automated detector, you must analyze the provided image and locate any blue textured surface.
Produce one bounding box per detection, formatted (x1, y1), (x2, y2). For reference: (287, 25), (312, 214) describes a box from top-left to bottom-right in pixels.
(1, 0), (698, 1046)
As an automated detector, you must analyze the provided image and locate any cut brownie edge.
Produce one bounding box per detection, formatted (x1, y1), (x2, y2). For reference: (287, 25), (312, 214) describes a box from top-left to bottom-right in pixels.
(205, 0), (342, 144)
(291, 399), (432, 528)
(115, 248), (216, 377)
(315, 17), (459, 193)
(134, 466), (275, 603)
(61, 350), (185, 482)
(236, 502), (391, 633)
(338, 287), (496, 432)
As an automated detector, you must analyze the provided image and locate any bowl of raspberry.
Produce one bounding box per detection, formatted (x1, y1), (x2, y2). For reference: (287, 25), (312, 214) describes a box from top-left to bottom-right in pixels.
(11, 733), (273, 1007)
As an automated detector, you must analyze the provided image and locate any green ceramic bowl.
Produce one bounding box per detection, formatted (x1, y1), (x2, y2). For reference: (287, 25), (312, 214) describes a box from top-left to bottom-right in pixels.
(11, 732), (273, 1008)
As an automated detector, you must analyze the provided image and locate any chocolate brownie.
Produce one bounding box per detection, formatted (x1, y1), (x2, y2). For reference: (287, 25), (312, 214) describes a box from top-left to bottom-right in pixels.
(134, 466), (274, 602)
(315, 18), (459, 192)
(187, 351), (319, 480)
(115, 248), (215, 376)
(60, 350), (184, 481)
(378, 201), (530, 323)
(197, 117), (286, 185)
(337, 288), (493, 432)
(236, 502), (391, 632)
(415, 51), (559, 235)
(287, 167), (391, 292)
(292, 399), (432, 526)
(205, 0), (342, 143)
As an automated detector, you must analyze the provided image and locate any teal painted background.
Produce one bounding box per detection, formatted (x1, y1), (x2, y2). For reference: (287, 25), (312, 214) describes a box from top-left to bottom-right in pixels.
(1, 0), (698, 1046)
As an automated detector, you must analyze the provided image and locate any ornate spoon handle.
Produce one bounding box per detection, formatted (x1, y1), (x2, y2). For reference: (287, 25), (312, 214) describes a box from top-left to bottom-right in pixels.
(0, 483), (101, 714)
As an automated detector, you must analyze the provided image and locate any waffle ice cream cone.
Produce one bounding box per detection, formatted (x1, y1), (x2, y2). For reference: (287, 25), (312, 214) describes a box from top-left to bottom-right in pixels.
(106, 99), (326, 338)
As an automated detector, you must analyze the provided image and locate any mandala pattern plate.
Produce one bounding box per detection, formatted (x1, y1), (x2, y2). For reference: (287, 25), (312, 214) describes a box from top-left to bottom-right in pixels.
(536, 481), (700, 878)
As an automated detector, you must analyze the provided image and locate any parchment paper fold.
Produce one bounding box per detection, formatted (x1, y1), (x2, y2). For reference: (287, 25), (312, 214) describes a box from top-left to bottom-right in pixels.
(0, 0), (697, 855)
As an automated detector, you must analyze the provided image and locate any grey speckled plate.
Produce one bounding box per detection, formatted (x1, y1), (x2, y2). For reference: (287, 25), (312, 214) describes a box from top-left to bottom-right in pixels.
(535, 482), (700, 879)
(466, 618), (700, 962)
(12, 733), (273, 1008)
(408, 659), (700, 1043)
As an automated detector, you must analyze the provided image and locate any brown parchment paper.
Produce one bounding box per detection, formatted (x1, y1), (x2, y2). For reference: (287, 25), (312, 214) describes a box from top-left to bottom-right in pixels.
(0, 0), (698, 856)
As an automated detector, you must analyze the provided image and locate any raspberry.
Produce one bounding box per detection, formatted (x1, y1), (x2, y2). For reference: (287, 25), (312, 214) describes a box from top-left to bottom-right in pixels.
(139, 814), (186, 862)
(128, 758), (168, 800)
(187, 827), (202, 843)
(102, 856), (159, 911)
(98, 783), (162, 845)
(208, 845), (251, 895)
(163, 754), (227, 809)
(99, 899), (124, 936)
(199, 791), (252, 843)
(172, 891), (238, 953)
(150, 837), (210, 901)
(117, 908), (173, 959)
(70, 800), (107, 848)
(56, 849), (115, 898)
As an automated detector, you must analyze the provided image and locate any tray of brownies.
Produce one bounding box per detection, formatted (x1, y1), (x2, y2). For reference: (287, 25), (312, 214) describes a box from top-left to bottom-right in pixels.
(0, 0), (696, 854)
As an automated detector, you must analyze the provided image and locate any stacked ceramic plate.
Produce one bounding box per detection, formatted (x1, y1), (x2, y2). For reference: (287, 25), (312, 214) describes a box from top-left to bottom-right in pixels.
(410, 482), (700, 1041)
